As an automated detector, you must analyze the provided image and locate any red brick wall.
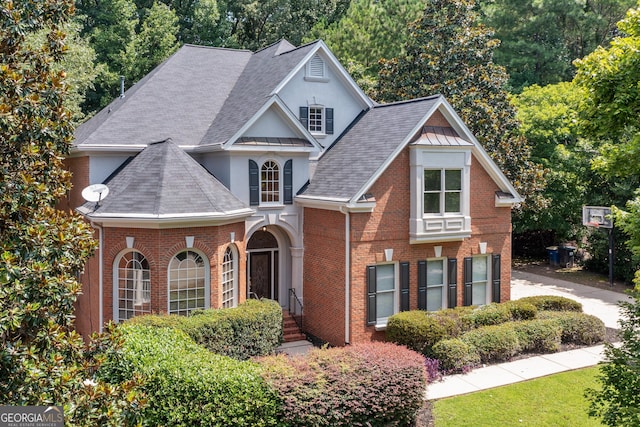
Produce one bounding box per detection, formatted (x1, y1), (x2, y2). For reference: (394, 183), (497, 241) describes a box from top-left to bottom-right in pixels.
(304, 147), (513, 345)
(302, 208), (347, 345)
(75, 222), (246, 336)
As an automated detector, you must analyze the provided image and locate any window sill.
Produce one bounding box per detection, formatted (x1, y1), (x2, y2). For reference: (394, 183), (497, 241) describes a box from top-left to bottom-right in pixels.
(374, 322), (388, 331)
(304, 76), (329, 83)
(258, 204), (285, 210)
(311, 132), (327, 139)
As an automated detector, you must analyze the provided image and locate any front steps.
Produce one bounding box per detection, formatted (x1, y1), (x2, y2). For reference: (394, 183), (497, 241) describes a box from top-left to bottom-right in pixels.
(282, 309), (306, 342)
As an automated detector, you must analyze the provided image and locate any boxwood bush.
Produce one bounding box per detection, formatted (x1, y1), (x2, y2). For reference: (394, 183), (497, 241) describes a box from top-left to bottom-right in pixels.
(386, 310), (452, 355)
(466, 303), (513, 326)
(517, 295), (583, 312)
(537, 311), (606, 345)
(512, 319), (562, 353)
(104, 324), (281, 426)
(502, 300), (538, 320)
(128, 299), (282, 360)
(461, 323), (521, 363)
(259, 342), (426, 426)
(431, 338), (481, 374)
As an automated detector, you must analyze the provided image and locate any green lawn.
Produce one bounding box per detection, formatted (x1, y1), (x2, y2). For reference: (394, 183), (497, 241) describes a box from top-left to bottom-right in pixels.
(432, 367), (605, 427)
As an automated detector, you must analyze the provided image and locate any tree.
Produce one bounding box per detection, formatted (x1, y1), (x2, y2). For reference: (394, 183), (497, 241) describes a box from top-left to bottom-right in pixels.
(377, 0), (546, 215)
(0, 1), (141, 422)
(480, 0), (635, 92)
(308, 0), (424, 95)
(587, 284), (640, 426)
(121, 2), (180, 83)
(513, 82), (594, 238)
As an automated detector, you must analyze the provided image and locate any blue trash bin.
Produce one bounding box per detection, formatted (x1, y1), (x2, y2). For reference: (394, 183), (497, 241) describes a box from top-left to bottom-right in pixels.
(546, 246), (559, 266)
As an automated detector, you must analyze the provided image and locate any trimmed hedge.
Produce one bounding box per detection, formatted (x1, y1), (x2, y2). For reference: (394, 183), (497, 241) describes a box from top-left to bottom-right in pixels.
(502, 300), (538, 320)
(431, 338), (481, 374)
(466, 303), (513, 326)
(537, 311), (606, 345)
(512, 319), (561, 353)
(386, 310), (451, 355)
(259, 342), (427, 426)
(128, 299), (282, 360)
(517, 295), (583, 312)
(104, 324), (281, 426)
(461, 323), (521, 363)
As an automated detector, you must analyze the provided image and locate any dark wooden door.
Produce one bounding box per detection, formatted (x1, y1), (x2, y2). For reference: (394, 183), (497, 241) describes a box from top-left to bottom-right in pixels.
(250, 252), (271, 299)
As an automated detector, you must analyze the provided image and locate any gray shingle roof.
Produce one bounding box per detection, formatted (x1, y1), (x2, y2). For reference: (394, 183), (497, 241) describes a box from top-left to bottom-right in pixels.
(80, 139), (250, 218)
(301, 96), (442, 201)
(74, 45), (252, 147)
(200, 41), (317, 145)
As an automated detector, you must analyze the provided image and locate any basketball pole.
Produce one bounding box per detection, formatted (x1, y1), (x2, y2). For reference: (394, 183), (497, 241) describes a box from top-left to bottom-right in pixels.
(608, 225), (614, 288)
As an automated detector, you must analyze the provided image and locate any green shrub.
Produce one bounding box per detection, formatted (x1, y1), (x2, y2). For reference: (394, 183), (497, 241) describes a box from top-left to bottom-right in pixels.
(538, 311), (606, 345)
(467, 303), (512, 326)
(517, 295), (583, 312)
(512, 319), (562, 353)
(127, 299), (282, 360)
(430, 306), (476, 337)
(106, 324), (281, 426)
(259, 342), (426, 426)
(461, 324), (521, 363)
(503, 299), (538, 320)
(386, 310), (451, 355)
(431, 338), (481, 374)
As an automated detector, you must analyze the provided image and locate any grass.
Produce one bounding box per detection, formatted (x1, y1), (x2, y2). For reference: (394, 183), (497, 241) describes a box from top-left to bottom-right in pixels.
(432, 366), (604, 427)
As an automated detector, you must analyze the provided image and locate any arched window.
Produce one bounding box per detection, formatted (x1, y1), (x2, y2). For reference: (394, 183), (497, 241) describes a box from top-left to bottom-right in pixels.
(261, 160), (280, 203)
(221, 246), (238, 308)
(168, 250), (208, 315)
(115, 250), (150, 322)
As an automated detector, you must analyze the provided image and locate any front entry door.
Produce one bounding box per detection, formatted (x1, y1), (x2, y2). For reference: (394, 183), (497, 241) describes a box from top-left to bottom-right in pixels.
(250, 251), (272, 299)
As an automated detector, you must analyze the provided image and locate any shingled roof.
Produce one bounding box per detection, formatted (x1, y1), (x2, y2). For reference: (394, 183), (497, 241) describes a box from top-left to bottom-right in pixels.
(300, 96), (442, 201)
(74, 40), (321, 149)
(78, 139), (252, 220)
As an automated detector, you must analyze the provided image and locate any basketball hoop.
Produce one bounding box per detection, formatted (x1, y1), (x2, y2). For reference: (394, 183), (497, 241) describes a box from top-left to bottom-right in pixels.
(586, 221), (600, 228)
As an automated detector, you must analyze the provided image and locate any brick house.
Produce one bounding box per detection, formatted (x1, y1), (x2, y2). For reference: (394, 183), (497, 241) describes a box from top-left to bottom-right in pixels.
(65, 40), (522, 346)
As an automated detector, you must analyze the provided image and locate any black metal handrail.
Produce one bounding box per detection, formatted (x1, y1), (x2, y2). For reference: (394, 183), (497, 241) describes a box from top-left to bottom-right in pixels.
(288, 288), (304, 330)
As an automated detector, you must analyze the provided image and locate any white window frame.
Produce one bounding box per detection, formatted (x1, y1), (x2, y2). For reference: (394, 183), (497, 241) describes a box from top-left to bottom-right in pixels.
(471, 255), (491, 306)
(260, 160), (281, 205)
(410, 148), (472, 243)
(168, 250), (210, 315)
(426, 258), (447, 311)
(374, 262), (399, 329)
(221, 245), (238, 308)
(423, 169), (462, 215)
(113, 250), (151, 323)
(308, 105), (324, 134)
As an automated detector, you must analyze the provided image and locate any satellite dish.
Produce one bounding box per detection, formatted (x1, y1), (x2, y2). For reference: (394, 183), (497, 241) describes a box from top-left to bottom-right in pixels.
(81, 184), (109, 204)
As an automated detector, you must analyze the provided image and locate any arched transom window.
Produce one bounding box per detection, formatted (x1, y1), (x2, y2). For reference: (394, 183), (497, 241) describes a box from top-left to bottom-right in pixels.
(221, 246), (238, 308)
(261, 160), (280, 203)
(116, 250), (150, 322)
(168, 250), (208, 315)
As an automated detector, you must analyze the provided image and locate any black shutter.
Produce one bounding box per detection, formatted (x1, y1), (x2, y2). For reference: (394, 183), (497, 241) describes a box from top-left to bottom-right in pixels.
(463, 257), (473, 306)
(447, 258), (457, 308)
(418, 260), (427, 310)
(492, 254), (501, 303)
(283, 159), (293, 204)
(326, 107), (334, 134)
(400, 262), (410, 311)
(299, 106), (308, 129)
(249, 159), (259, 206)
(367, 266), (377, 325)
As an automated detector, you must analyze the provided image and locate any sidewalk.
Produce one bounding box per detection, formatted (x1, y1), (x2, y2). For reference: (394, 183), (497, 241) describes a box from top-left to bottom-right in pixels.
(426, 270), (631, 400)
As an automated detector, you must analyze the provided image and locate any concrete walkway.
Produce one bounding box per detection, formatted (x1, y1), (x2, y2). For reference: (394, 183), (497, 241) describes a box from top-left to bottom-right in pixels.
(426, 270), (632, 400)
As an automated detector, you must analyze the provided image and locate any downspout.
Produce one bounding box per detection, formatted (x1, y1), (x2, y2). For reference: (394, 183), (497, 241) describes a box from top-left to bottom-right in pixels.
(90, 221), (104, 333)
(340, 206), (350, 344)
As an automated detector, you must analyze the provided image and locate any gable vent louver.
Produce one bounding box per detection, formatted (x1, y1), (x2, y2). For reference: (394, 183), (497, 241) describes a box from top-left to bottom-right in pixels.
(309, 54), (325, 78)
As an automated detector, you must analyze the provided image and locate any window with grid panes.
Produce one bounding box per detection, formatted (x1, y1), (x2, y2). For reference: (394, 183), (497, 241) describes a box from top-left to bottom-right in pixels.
(168, 250), (208, 315)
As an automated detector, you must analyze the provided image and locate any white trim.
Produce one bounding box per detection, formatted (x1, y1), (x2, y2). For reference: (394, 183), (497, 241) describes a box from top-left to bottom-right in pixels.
(222, 96), (323, 151)
(295, 195), (376, 212)
(425, 257), (447, 312)
(372, 261), (399, 330)
(271, 41), (373, 110)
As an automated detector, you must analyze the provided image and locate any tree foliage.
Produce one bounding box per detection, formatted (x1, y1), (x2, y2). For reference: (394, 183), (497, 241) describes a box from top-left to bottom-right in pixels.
(377, 0), (546, 215)
(0, 1), (142, 422)
(587, 286), (640, 426)
(309, 0), (424, 95)
(480, 0), (635, 92)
